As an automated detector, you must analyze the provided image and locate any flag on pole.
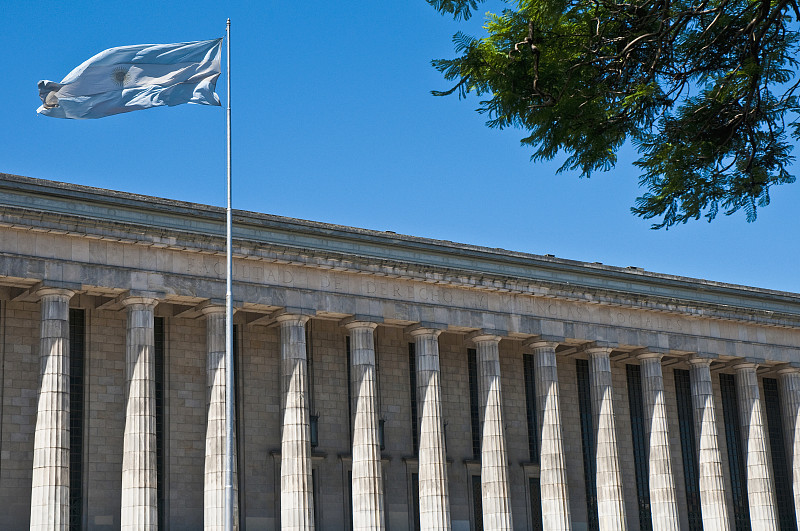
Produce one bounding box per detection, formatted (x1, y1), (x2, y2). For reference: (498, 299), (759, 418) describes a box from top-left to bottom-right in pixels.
(37, 38), (222, 119)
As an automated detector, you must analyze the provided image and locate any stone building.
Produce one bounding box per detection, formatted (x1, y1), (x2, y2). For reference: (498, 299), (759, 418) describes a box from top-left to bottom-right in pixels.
(1, 172), (799, 531)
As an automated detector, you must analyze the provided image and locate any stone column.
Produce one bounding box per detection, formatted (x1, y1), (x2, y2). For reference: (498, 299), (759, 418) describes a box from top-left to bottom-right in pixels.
(637, 353), (680, 531)
(278, 314), (314, 531)
(734, 363), (779, 529)
(688, 358), (731, 531)
(529, 341), (572, 531)
(121, 297), (158, 530)
(587, 347), (627, 531)
(203, 306), (238, 530)
(778, 368), (800, 524)
(345, 321), (385, 530)
(410, 327), (451, 530)
(473, 335), (513, 530)
(30, 287), (74, 531)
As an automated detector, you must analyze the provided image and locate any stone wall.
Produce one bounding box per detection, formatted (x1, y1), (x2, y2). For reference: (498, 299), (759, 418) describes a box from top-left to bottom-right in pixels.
(0, 301), (39, 528)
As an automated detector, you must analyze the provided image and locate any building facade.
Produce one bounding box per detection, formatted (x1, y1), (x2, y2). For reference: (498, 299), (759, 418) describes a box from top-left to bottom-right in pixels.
(1, 173), (799, 531)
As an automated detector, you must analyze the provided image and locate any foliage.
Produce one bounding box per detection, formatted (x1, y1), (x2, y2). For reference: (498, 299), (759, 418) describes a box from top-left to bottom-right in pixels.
(428, 0), (800, 228)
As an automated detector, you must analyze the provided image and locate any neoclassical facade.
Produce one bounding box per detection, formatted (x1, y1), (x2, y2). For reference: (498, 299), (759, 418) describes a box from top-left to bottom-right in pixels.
(1, 173), (799, 531)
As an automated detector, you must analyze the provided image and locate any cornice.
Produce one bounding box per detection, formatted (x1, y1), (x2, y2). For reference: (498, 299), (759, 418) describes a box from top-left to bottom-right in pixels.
(2, 172), (800, 327)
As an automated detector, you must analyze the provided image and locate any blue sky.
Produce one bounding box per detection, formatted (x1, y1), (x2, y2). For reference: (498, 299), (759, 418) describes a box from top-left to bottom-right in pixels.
(3, 1), (799, 293)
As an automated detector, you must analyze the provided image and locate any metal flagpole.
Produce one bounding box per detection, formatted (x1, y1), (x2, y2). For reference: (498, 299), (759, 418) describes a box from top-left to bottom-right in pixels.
(224, 17), (235, 531)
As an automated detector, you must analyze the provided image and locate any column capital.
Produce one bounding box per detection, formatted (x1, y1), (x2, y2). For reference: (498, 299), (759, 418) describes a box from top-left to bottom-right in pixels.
(636, 350), (664, 362)
(273, 306), (315, 319)
(688, 356), (714, 367)
(777, 366), (800, 376)
(523, 334), (563, 351)
(120, 295), (158, 308)
(525, 340), (560, 351)
(199, 304), (227, 317)
(275, 313), (310, 326)
(467, 330), (503, 344)
(406, 323), (445, 338)
(585, 346), (614, 357)
(733, 360), (763, 371)
(341, 316), (380, 331)
(35, 286), (75, 300)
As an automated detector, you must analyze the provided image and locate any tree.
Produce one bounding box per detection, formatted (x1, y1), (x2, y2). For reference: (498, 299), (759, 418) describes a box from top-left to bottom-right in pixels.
(428, 0), (800, 228)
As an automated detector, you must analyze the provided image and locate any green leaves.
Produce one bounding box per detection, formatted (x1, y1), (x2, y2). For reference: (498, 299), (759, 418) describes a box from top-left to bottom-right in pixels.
(426, 0), (485, 20)
(428, 0), (800, 228)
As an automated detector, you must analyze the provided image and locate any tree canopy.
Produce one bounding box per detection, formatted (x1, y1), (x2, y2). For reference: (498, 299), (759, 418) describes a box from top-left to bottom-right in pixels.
(428, 0), (800, 228)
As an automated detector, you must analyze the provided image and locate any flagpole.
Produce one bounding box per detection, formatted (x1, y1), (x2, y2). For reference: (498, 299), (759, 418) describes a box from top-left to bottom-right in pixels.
(224, 17), (235, 531)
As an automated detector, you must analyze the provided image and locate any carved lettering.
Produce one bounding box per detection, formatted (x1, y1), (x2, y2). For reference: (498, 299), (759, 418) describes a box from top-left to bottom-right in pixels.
(566, 305), (584, 320)
(534, 300), (548, 315)
(321, 276), (344, 292)
(521, 299), (534, 314)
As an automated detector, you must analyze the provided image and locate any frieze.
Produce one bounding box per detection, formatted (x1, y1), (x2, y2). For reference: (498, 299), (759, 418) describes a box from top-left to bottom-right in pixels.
(1, 220), (799, 333)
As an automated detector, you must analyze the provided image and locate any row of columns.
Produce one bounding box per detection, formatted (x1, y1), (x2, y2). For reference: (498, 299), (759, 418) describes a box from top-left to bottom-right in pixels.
(27, 290), (800, 530)
(578, 350), (789, 531)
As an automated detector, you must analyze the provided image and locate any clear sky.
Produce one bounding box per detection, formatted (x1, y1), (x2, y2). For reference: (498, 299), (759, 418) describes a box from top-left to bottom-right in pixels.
(3, 1), (799, 293)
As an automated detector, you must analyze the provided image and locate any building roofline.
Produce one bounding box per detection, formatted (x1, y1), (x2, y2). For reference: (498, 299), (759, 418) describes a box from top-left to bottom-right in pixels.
(2, 172), (799, 315)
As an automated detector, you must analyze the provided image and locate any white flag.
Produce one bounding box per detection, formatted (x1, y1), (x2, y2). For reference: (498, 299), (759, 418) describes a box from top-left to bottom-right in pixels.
(37, 38), (222, 119)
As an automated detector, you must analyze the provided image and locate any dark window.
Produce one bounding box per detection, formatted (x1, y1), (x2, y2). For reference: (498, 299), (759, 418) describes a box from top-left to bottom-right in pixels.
(347, 469), (353, 531)
(310, 415), (319, 449)
(409, 343), (419, 455)
(719, 373), (751, 531)
(764, 377), (797, 530)
(528, 477), (544, 531)
(626, 364), (653, 531)
(674, 369), (703, 531)
(576, 359), (599, 531)
(69, 309), (85, 531)
(468, 348), (481, 460)
(306, 320), (315, 417)
(233, 324), (245, 530)
(374, 329), (382, 445)
(410, 472), (420, 531)
(523, 354), (539, 463)
(154, 316), (166, 530)
(346, 336), (353, 444)
(471, 474), (483, 531)
(307, 322), (319, 449)
(312, 468), (320, 527)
